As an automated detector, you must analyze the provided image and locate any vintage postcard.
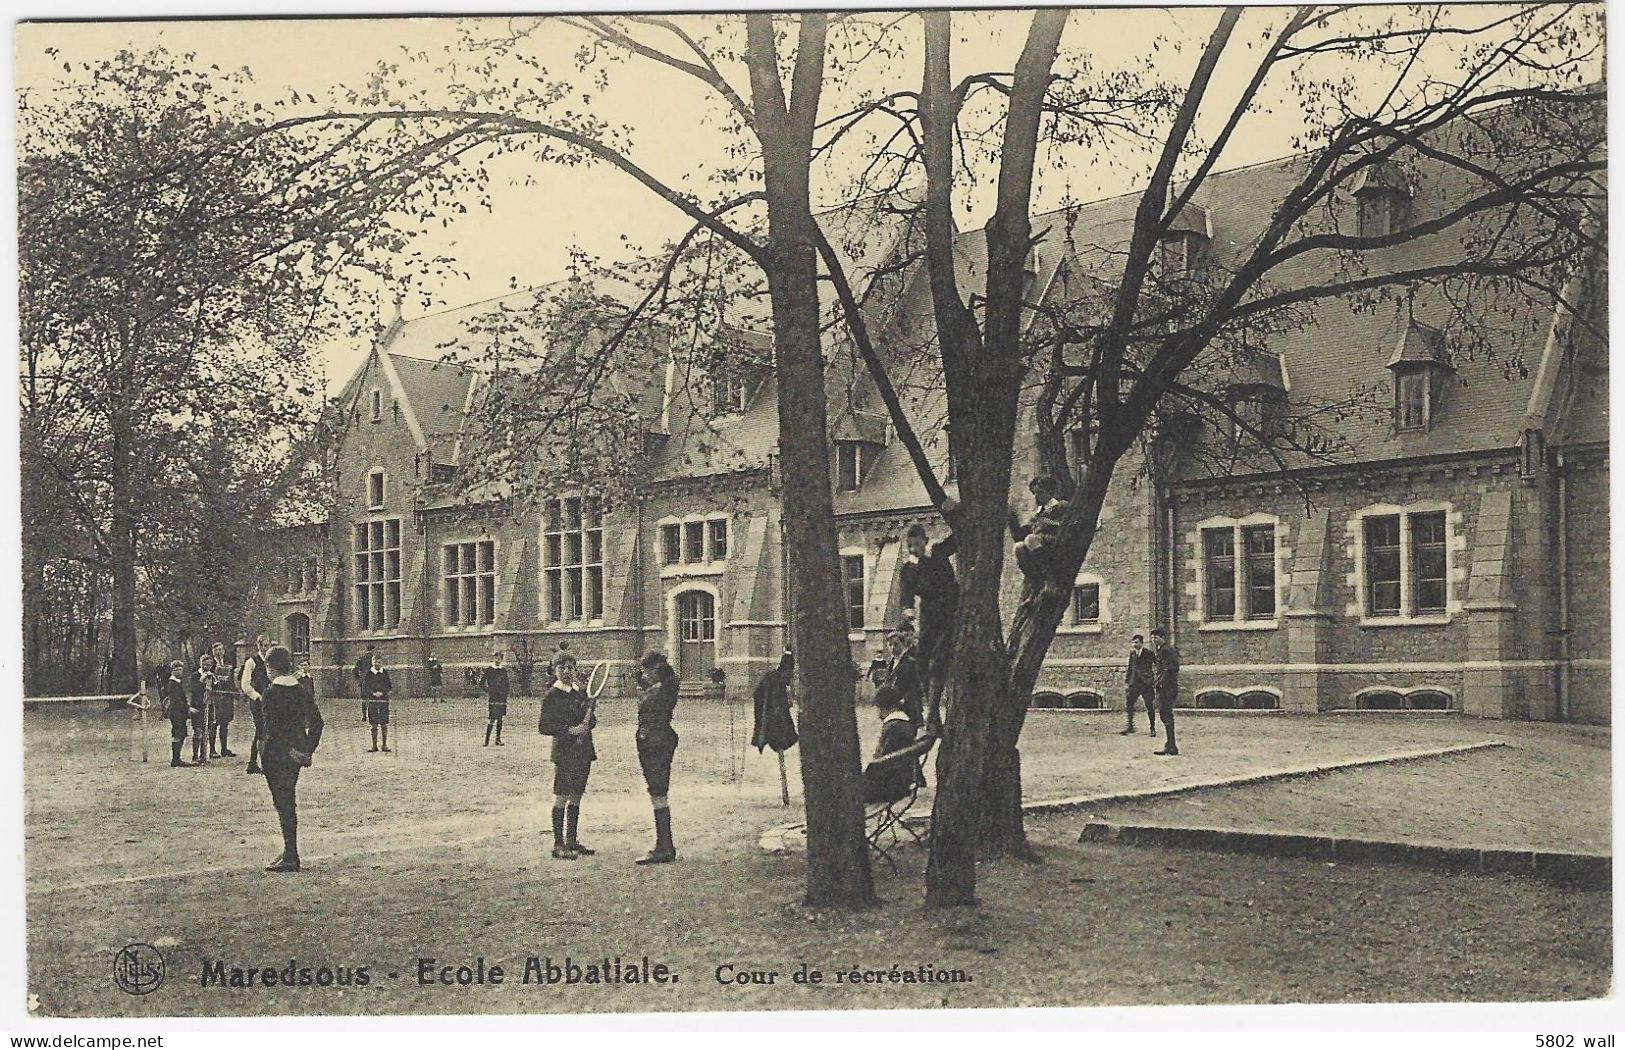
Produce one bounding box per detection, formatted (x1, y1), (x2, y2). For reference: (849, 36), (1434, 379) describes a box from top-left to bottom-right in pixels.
(13, 4), (1610, 1022)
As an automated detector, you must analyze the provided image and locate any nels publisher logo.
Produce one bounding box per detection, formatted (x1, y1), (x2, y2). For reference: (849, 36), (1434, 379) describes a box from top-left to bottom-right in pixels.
(113, 943), (165, 996)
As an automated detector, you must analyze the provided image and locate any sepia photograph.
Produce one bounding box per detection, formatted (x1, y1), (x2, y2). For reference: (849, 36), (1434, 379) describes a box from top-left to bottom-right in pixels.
(11, 2), (1611, 1021)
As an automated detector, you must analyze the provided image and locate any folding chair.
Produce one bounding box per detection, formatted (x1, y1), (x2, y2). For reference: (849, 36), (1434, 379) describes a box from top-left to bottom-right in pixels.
(862, 736), (935, 872)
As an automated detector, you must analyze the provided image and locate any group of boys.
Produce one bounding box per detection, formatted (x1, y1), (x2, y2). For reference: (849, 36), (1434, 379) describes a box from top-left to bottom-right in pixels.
(158, 633), (291, 770)
(888, 473), (1185, 756)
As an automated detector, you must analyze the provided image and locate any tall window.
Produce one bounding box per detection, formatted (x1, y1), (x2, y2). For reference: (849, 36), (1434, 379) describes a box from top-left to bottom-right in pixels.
(1242, 524), (1276, 619)
(369, 388), (382, 421)
(841, 554), (866, 630)
(1202, 520), (1278, 623)
(683, 521), (705, 563)
(444, 540), (497, 627)
(1071, 582), (1101, 626)
(544, 497), (604, 623)
(1364, 515), (1403, 616)
(1203, 529), (1236, 620)
(709, 518), (729, 560)
(353, 519), (402, 631)
(285, 613), (310, 663)
(661, 523), (682, 566)
(367, 470), (385, 509)
(1410, 511), (1447, 613)
(1396, 371), (1429, 431)
(837, 442), (867, 491)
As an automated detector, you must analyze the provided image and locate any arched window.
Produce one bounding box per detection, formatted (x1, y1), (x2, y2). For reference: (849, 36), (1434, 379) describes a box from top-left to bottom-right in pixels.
(1065, 690), (1105, 710)
(1408, 689), (1453, 711)
(1237, 689), (1281, 710)
(1030, 691), (1066, 710)
(1355, 689), (1405, 711)
(1194, 689), (1238, 709)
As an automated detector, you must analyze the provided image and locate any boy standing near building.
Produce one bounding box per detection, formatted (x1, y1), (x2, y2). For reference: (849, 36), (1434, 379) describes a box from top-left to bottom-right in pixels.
(208, 641), (237, 757)
(1122, 633), (1157, 736)
(1151, 627), (1181, 756)
(480, 650), (510, 746)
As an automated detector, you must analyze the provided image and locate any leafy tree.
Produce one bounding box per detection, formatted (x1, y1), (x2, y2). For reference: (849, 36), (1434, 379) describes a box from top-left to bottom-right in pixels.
(816, 5), (1604, 904)
(18, 46), (449, 691)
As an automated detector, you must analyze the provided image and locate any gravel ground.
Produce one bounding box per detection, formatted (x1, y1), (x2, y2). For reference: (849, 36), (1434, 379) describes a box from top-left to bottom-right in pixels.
(23, 701), (1611, 1016)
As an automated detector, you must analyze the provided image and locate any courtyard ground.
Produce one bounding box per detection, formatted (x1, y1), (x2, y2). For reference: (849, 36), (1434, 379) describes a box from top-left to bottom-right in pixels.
(22, 698), (1612, 1016)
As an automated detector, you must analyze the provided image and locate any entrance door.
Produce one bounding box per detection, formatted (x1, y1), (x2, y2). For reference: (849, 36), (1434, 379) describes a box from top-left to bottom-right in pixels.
(676, 590), (717, 682)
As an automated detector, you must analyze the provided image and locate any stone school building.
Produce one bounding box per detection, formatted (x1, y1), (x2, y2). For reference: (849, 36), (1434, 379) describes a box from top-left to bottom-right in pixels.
(250, 145), (1610, 724)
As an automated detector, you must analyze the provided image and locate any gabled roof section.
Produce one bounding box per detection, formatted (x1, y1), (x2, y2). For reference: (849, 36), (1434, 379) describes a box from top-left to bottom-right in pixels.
(1386, 320), (1451, 370)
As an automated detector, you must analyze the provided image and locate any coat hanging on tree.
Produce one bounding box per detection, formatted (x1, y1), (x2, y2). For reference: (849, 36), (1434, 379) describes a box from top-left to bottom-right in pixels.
(750, 651), (798, 753)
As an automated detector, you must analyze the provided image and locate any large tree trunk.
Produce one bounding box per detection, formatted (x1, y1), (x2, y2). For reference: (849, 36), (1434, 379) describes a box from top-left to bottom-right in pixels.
(977, 471), (1114, 847)
(748, 13), (874, 907)
(108, 405), (140, 695)
(767, 221), (876, 908)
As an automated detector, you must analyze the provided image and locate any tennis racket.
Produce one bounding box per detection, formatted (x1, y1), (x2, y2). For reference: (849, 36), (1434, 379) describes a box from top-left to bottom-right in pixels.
(584, 659), (610, 700)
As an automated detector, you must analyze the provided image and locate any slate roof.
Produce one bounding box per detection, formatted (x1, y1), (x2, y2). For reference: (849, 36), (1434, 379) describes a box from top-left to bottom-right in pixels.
(334, 111), (1600, 512)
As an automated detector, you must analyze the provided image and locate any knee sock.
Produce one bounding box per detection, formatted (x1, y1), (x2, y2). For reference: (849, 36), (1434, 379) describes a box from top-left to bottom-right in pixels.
(566, 804), (580, 844)
(654, 806), (674, 852)
(551, 805), (566, 848)
(495, 718), (502, 743)
(171, 741), (183, 764)
(484, 722), (492, 745)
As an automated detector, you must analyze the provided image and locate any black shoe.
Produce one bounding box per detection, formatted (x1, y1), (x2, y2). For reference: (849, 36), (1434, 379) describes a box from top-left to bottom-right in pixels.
(171, 759), (187, 768)
(552, 846), (578, 861)
(221, 749), (237, 757)
(381, 746), (391, 753)
(495, 740), (504, 746)
(1154, 747), (1179, 756)
(368, 747), (378, 753)
(635, 849), (677, 865)
(265, 856), (301, 872)
(245, 764), (261, 774)
(482, 741), (489, 747)
(566, 841), (595, 856)
(1119, 728), (1135, 735)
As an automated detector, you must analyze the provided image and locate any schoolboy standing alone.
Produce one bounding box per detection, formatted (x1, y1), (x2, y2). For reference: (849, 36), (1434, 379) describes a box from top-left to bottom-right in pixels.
(260, 645), (324, 872)
(1151, 627), (1181, 756)
(361, 654), (392, 753)
(1122, 633), (1157, 736)
(480, 650), (510, 747)
(160, 659), (192, 768)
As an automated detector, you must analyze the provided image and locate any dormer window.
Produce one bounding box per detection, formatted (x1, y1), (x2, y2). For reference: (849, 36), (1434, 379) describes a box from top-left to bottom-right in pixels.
(836, 441), (873, 492)
(367, 470), (385, 509)
(370, 388), (382, 422)
(1387, 320), (1451, 433)
(711, 371), (753, 416)
(428, 462), (457, 484)
(1158, 202), (1211, 277)
(1228, 384), (1288, 445)
(1352, 160), (1412, 240)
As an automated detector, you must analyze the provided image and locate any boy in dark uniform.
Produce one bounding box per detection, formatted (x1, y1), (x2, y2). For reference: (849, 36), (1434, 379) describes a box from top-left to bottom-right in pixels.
(187, 654), (218, 764)
(1123, 633), (1158, 736)
(898, 511), (958, 734)
(479, 650), (510, 746)
(160, 659), (192, 768)
(260, 645), (324, 872)
(208, 641), (237, 757)
(635, 651), (681, 864)
(883, 630), (926, 730)
(1151, 627), (1182, 756)
(361, 654), (392, 753)
(543, 654), (595, 860)
(239, 634), (272, 774)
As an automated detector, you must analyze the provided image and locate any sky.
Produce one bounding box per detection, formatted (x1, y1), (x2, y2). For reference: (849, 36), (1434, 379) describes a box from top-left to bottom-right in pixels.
(16, 5), (1598, 391)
